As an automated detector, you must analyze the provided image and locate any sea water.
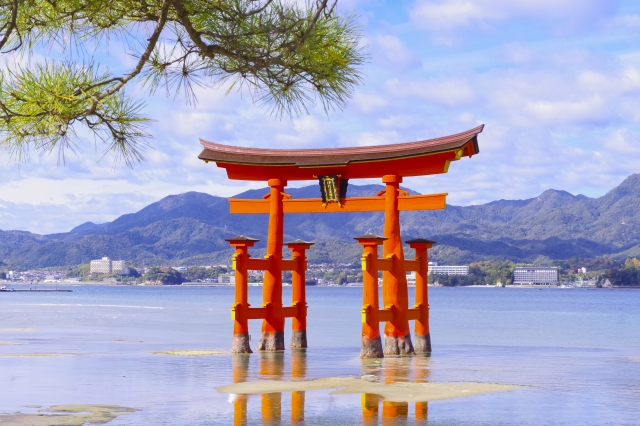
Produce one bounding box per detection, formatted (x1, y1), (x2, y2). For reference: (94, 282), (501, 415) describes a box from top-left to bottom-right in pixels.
(1, 286), (639, 425)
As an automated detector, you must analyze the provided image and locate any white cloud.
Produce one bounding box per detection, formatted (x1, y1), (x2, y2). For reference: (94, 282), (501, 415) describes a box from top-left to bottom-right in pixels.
(351, 130), (401, 147)
(613, 14), (640, 28)
(385, 77), (475, 107)
(372, 35), (420, 70)
(410, 0), (617, 31)
(524, 97), (609, 126)
(352, 92), (388, 113)
(603, 129), (640, 154)
(275, 116), (336, 147)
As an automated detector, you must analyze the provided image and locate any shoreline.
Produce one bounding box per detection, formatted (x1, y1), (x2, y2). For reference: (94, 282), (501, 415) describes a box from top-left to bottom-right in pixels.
(3, 282), (639, 290)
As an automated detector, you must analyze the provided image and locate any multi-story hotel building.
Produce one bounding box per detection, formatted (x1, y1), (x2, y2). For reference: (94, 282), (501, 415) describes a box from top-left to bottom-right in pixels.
(90, 257), (129, 275)
(429, 265), (470, 276)
(512, 267), (558, 286)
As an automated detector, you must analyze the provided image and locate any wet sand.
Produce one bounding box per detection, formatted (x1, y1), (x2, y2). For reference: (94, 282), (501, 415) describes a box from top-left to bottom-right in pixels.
(0, 328), (38, 332)
(0, 404), (136, 426)
(0, 342), (22, 345)
(152, 350), (225, 356)
(217, 377), (523, 403)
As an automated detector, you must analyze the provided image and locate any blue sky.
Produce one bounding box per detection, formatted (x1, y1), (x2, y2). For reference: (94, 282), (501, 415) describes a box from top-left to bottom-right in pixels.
(2, 0), (640, 234)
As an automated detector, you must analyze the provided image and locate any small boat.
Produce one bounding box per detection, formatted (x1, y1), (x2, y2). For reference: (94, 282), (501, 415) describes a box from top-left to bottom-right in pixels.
(0, 286), (14, 292)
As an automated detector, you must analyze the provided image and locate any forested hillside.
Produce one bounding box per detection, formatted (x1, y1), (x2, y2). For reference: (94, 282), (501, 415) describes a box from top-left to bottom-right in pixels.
(1, 174), (640, 268)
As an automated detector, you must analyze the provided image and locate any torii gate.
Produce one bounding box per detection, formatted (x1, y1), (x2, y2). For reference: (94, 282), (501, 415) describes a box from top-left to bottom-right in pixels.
(198, 125), (483, 358)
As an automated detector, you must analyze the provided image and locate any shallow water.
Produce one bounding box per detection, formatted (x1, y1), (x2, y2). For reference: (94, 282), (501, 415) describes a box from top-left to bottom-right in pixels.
(1, 286), (639, 425)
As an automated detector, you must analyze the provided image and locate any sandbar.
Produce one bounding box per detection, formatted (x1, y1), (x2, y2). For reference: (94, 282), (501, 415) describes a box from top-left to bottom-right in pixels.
(151, 350), (225, 356)
(0, 328), (38, 332)
(217, 377), (523, 403)
(0, 342), (23, 345)
(0, 404), (136, 426)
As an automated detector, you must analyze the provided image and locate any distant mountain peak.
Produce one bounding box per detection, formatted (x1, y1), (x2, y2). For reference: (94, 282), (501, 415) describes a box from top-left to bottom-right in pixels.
(69, 222), (101, 233)
(603, 174), (640, 201)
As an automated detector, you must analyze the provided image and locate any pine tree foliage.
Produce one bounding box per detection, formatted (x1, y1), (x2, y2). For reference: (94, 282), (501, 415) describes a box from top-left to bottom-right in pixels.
(0, 0), (365, 166)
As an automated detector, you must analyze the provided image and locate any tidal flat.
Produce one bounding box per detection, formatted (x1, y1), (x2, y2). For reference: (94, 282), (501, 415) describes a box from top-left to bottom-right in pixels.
(0, 285), (639, 424)
(217, 377), (522, 402)
(150, 349), (226, 356)
(0, 405), (136, 426)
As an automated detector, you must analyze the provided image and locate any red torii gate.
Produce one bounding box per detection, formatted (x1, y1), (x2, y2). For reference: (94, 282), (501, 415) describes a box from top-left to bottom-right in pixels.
(199, 125), (483, 358)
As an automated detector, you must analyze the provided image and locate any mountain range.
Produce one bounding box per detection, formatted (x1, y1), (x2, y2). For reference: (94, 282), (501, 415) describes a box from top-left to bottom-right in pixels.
(1, 174), (640, 268)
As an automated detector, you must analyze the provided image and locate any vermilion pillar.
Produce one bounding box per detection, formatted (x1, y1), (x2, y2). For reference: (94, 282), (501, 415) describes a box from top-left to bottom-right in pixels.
(286, 240), (313, 349)
(355, 234), (386, 358)
(227, 236), (259, 353)
(407, 238), (435, 354)
(381, 175), (414, 356)
(258, 178), (286, 351)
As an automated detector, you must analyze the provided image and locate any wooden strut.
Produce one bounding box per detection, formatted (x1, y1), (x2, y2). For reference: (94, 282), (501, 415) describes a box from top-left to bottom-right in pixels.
(227, 230), (313, 353)
(355, 231), (435, 358)
(358, 240), (434, 334)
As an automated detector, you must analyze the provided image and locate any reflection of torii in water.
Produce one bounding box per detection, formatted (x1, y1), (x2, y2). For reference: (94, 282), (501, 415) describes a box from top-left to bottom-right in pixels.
(199, 125), (483, 357)
(228, 351), (431, 425)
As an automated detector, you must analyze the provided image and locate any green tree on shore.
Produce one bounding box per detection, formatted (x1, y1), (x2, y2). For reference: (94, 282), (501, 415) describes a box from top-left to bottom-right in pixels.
(0, 0), (364, 165)
(139, 266), (184, 284)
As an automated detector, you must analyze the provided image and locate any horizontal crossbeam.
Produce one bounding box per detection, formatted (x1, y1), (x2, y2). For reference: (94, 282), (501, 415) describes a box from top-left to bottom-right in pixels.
(229, 193), (447, 214)
(361, 306), (423, 323)
(231, 304), (303, 321)
(361, 256), (423, 272)
(241, 258), (299, 271)
(404, 260), (421, 272)
(377, 258), (394, 271)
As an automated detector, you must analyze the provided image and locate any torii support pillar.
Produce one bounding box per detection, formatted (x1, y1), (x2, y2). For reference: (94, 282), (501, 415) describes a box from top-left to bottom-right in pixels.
(382, 175), (415, 356)
(258, 178), (287, 351)
(407, 238), (436, 354)
(286, 240), (313, 349)
(355, 234), (386, 358)
(227, 236), (260, 353)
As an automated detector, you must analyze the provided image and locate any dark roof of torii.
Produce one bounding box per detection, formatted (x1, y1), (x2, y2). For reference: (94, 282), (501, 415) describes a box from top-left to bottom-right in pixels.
(198, 125), (483, 167)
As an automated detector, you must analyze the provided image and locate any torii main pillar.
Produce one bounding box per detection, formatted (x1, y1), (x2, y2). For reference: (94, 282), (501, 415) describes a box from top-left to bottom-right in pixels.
(381, 175), (414, 356)
(258, 179), (286, 351)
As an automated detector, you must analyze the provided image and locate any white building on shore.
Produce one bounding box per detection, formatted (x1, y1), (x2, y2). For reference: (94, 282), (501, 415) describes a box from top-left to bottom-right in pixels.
(217, 274), (236, 285)
(429, 265), (470, 276)
(90, 257), (129, 275)
(513, 267), (558, 286)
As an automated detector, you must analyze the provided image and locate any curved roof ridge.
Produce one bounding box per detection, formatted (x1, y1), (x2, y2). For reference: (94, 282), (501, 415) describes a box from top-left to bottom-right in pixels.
(199, 124), (484, 157)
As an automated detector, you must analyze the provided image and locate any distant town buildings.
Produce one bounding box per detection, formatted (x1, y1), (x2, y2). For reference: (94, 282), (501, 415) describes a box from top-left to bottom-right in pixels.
(429, 265), (470, 276)
(513, 266), (558, 286)
(218, 274), (236, 284)
(90, 257), (130, 275)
